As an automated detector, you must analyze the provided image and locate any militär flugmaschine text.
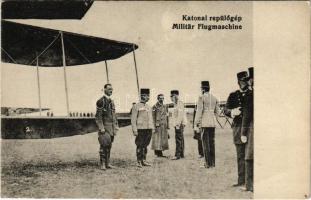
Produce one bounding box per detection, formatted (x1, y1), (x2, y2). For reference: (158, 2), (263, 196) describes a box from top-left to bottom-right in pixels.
(172, 15), (243, 31)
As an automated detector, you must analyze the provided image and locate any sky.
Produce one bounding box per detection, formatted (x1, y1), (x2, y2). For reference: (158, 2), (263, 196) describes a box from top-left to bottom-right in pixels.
(1, 1), (253, 115)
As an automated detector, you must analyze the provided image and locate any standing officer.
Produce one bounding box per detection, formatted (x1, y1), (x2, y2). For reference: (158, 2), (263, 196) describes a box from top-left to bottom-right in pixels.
(194, 81), (220, 168)
(170, 90), (187, 160)
(131, 88), (155, 168)
(241, 67), (254, 192)
(95, 83), (119, 170)
(224, 71), (249, 186)
(151, 94), (170, 157)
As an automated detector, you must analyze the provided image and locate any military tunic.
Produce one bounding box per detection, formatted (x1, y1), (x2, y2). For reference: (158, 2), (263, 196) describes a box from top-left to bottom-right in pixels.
(95, 95), (119, 167)
(241, 88), (254, 191)
(224, 89), (246, 184)
(151, 102), (169, 151)
(194, 93), (220, 167)
(131, 102), (155, 161)
(241, 89), (253, 160)
(171, 100), (187, 158)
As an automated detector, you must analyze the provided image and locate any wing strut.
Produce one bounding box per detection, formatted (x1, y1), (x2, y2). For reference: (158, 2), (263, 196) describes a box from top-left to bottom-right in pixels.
(132, 44), (140, 97)
(105, 60), (109, 83)
(36, 52), (42, 116)
(60, 31), (70, 116)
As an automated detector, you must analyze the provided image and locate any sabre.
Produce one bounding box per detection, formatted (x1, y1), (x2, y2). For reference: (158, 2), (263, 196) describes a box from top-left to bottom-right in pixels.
(215, 116), (223, 128)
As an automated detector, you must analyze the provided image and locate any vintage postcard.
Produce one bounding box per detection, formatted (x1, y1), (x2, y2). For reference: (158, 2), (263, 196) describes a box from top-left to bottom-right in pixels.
(1, 0), (309, 199)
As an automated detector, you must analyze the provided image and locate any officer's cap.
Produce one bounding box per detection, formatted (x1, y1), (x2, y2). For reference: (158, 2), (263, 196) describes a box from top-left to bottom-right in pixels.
(140, 88), (150, 95)
(170, 90), (179, 96)
(237, 71), (248, 81)
(201, 81), (210, 88)
(248, 67), (254, 79)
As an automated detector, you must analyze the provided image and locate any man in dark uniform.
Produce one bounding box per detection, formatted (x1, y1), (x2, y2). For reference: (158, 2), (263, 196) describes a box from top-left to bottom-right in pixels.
(241, 67), (254, 192)
(131, 88), (155, 168)
(95, 83), (119, 170)
(224, 71), (249, 186)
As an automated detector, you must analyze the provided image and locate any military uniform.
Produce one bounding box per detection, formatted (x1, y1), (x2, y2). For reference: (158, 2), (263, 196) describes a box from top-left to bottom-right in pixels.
(241, 67), (254, 191)
(194, 81), (220, 168)
(224, 71), (248, 185)
(151, 102), (169, 156)
(171, 90), (187, 159)
(131, 89), (155, 165)
(95, 95), (119, 169)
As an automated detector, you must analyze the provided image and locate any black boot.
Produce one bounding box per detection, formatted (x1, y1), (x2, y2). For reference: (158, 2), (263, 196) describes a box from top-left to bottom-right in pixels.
(142, 160), (152, 166)
(100, 155), (106, 170)
(137, 160), (143, 168)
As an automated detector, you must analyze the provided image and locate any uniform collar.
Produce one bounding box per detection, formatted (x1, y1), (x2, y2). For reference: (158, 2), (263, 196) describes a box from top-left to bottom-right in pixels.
(104, 94), (112, 100)
(239, 88), (247, 93)
(155, 101), (164, 108)
(140, 101), (147, 105)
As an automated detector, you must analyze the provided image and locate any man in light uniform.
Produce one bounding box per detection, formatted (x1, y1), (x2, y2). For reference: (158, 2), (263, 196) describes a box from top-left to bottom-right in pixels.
(131, 88), (155, 168)
(194, 81), (220, 168)
(95, 83), (119, 170)
(170, 90), (187, 160)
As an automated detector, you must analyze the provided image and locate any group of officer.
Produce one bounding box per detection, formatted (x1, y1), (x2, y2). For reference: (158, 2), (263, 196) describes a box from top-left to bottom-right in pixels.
(94, 67), (253, 192)
(128, 88), (188, 167)
(95, 85), (188, 169)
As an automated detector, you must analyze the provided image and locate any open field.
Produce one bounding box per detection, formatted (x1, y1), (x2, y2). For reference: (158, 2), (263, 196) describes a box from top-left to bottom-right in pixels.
(1, 124), (252, 198)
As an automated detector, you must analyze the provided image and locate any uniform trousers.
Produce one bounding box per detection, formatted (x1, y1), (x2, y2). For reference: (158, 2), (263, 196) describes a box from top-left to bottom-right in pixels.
(235, 143), (246, 184)
(175, 127), (185, 158)
(135, 129), (152, 161)
(201, 128), (215, 167)
(154, 150), (163, 156)
(245, 159), (253, 191)
(198, 138), (204, 157)
(98, 134), (114, 165)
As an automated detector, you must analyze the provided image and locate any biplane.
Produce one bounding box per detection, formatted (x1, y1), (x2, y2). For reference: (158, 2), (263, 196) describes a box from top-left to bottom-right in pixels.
(1, 1), (231, 139)
(1, 0), (141, 139)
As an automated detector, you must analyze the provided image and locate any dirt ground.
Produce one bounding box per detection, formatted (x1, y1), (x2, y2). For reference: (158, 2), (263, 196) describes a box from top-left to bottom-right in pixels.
(1, 124), (253, 198)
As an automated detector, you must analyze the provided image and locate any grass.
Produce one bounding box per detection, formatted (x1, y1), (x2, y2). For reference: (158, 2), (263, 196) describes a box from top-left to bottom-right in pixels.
(1, 124), (252, 198)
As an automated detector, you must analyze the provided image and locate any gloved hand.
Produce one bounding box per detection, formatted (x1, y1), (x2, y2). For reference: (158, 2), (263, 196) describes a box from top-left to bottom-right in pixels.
(133, 131), (138, 136)
(194, 126), (200, 133)
(241, 135), (247, 143)
(231, 107), (241, 117)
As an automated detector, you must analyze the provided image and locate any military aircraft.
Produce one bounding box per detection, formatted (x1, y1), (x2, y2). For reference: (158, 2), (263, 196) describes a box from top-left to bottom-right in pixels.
(1, 1), (231, 139)
(1, 0), (140, 139)
(1, 107), (50, 116)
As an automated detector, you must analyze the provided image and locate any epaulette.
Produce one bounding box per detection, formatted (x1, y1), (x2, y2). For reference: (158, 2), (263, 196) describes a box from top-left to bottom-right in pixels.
(96, 97), (104, 110)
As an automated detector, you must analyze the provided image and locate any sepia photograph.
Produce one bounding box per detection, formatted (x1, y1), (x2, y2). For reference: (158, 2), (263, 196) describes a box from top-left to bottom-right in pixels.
(1, 0), (309, 199)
